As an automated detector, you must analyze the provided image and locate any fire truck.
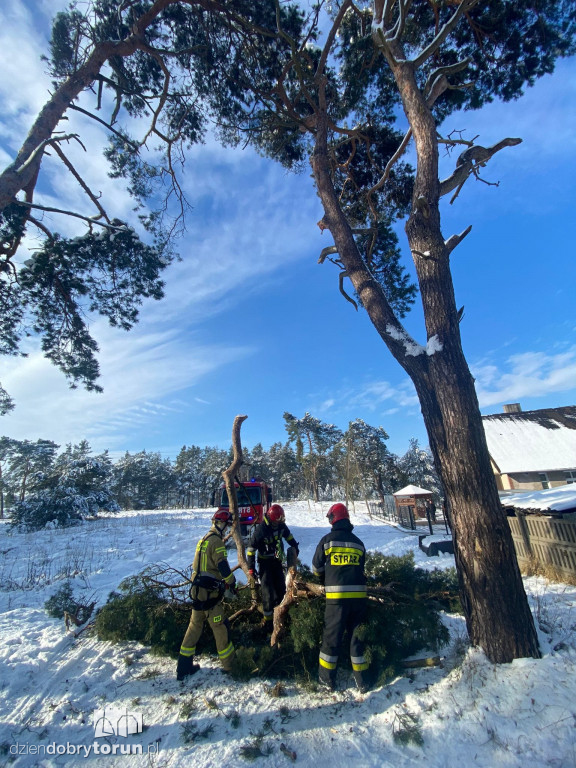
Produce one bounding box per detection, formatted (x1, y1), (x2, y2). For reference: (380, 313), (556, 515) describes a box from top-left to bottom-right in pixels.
(216, 477), (273, 537)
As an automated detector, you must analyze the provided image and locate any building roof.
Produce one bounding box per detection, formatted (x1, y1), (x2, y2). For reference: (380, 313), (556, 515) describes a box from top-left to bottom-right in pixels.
(482, 405), (576, 474)
(502, 485), (576, 514)
(393, 484), (433, 497)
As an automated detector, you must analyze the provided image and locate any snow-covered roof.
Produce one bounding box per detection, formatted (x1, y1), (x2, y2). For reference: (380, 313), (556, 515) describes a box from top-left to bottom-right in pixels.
(501, 484), (576, 513)
(393, 484), (433, 496)
(482, 406), (576, 474)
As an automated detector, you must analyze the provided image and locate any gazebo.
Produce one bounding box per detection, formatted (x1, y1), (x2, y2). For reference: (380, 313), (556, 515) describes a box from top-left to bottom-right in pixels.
(392, 484), (434, 530)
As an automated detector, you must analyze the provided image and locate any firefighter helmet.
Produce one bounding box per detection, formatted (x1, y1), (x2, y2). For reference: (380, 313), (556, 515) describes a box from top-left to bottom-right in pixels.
(265, 504), (285, 527)
(327, 503), (349, 525)
(213, 510), (233, 531)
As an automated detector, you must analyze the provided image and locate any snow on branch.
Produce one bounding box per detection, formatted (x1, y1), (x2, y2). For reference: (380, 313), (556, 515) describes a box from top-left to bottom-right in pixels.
(386, 324), (443, 357)
(425, 335), (443, 355)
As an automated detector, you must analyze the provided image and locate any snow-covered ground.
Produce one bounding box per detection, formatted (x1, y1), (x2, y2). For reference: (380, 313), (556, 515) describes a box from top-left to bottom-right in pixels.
(1, 501), (575, 767)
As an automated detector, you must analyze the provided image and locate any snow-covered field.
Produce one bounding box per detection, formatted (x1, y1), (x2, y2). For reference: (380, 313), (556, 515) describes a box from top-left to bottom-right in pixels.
(1, 501), (575, 767)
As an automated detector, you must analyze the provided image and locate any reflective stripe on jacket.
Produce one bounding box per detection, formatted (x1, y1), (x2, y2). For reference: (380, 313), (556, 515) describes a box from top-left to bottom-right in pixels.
(246, 519), (298, 570)
(312, 519), (366, 600)
(192, 526), (236, 591)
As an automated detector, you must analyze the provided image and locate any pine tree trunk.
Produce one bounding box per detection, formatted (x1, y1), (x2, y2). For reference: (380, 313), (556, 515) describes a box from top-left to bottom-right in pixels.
(413, 335), (541, 661)
(310, 54), (541, 663)
(395, 59), (540, 661)
(375, 473), (387, 507)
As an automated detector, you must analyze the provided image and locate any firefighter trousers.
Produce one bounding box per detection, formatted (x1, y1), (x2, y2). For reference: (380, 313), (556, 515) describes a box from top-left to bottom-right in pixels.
(319, 599), (369, 687)
(180, 600), (234, 670)
(258, 558), (286, 622)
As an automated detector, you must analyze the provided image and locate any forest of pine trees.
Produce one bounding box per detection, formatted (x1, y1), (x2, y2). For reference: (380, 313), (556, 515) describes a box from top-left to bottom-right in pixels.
(1, 413), (441, 528)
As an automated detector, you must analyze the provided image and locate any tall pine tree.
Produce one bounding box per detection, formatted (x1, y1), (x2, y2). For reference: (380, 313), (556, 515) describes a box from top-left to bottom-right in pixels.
(227, 1), (576, 662)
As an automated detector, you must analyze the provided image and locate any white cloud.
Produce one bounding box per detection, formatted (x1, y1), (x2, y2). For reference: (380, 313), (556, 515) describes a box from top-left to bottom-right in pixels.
(0, 2), (326, 454)
(438, 59), (576, 167)
(474, 346), (576, 408)
(4, 0), (574, 462)
(154, 166), (321, 323)
(0, 5), (54, 131)
(350, 379), (419, 410)
(311, 343), (576, 427)
(1, 320), (254, 452)
(313, 377), (419, 417)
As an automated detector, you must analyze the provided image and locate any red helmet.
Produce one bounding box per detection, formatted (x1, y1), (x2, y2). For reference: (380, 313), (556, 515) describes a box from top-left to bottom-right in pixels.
(327, 503), (349, 525)
(265, 504), (285, 526)
(213, 510), (233, 525)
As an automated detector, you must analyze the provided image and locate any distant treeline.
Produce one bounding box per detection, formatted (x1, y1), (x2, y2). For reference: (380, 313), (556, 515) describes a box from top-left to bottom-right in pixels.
(1, 413), (441, 528)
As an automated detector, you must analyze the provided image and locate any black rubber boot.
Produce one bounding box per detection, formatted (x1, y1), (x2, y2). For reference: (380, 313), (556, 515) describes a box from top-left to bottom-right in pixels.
(318, 668), (336, 691)
(353, 669), (370, 694)
(176, 654), (200, 681)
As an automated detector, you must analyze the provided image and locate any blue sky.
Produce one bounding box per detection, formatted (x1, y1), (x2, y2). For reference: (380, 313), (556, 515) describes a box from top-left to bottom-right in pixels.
(1, 0), (575, 460)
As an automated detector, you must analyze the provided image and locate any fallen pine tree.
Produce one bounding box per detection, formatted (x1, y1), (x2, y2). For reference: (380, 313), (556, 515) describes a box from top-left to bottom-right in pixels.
(87, 551), (461, 687)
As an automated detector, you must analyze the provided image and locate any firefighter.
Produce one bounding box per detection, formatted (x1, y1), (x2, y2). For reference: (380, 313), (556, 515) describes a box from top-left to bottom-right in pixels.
(176, 510), (238, 680)
(246, 503), (299, 630)
(312, 502), (369, 692)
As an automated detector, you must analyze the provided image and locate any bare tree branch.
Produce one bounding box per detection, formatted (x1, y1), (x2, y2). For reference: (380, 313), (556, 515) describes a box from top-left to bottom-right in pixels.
(366, 126), (412, 199)
(389, 0), (412, 43)
(372, 25), (398, 67)
(69, 104), (140, 150)
(438, 129), (480, 152)
(423, 58), (472, 102)
(270, 564), (298, 646)
(412, 0), (480, 69)
(445, 224), (472, 254)
(51, 143), (111, 223)
(439, 138), (522, 199)
(139, 45), (173, 146)
(27, 214), (55, 241)
(339, 270), (358, 310)
(15, 201), (127, 230)
(317, 244), (338, 264)
(315, 0), (352, 84)
(6, 133), (82, 197)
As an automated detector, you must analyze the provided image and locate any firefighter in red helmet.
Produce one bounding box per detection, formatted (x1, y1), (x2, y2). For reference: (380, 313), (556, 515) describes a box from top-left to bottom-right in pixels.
(312, 503), (370, 692)
(177, 509), (237, 680)
(246, 504), (299, 630)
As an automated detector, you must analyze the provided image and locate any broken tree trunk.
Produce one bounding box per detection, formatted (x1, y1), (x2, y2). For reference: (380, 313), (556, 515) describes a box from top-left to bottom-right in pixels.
(271, 565), (299, 647)
(221, 414), (261, 610)
(222, 414), (249, 574)
(270, 577), (417, 645)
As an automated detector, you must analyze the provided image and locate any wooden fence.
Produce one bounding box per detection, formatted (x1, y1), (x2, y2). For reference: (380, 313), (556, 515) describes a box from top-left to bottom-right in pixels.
(367, 496), (396, 520)
(369, 499), (576, 580)
(508, 514), (576, 581)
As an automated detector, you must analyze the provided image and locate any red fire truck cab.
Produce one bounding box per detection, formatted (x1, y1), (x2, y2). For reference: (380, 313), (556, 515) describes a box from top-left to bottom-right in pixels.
(216, 478), (273, 537)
